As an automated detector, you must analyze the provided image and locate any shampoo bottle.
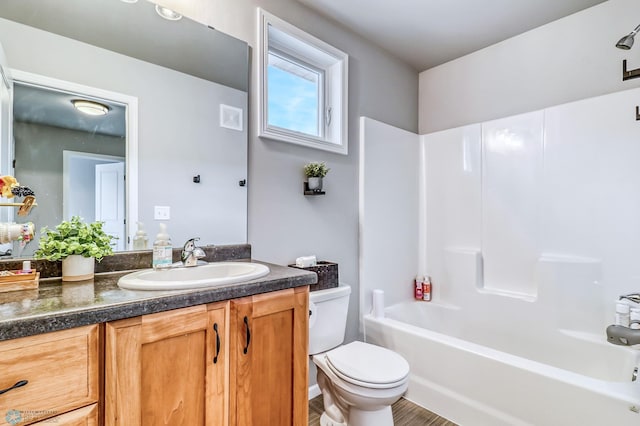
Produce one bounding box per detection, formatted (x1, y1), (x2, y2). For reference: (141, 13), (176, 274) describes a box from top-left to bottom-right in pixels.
(616, 302), (630, 327)
(422, 276), (432, 302)
(133, 221), (148, 250)
(152, 223), (172, 270)
(414, 276), (423, 300)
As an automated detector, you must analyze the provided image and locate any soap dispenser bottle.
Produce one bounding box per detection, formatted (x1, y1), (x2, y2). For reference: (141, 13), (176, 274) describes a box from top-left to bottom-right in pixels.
(152, 223), (172, 270)
(133, 221), (148, 250)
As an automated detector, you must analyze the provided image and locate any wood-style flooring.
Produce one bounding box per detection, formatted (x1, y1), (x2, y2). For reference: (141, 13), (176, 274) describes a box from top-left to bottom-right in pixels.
(309, 395), (458, 426)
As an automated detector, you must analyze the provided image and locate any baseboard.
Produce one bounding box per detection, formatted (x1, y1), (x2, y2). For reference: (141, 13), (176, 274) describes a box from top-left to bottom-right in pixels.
(308, 384), (321, 400)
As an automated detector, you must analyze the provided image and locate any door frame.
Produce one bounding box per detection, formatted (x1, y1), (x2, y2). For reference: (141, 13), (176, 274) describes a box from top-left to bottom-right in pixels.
(10, 69), (138, 249)
(62, 150), (124, 220)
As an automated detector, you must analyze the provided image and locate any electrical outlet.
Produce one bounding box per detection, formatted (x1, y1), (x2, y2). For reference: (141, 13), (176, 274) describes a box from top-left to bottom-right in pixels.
(154, 206), (170, 220)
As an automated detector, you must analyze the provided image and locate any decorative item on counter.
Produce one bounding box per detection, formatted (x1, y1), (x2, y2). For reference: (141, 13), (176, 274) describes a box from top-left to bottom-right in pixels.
(0, 268), (40, 293)
(152, 222), (172, 270)
(13, 185), (38, 216)
(0, 261), (39, 293)
(133, 221), (149, 250)
(0, 175), (38, 216)
(288, 259), (338, 291)
(34, 216), (115, 281)
(0, 222), (34, 245)
(0, 175), (18, 198)
(303, 161), (329, 195)
(295, 255), (317, 268)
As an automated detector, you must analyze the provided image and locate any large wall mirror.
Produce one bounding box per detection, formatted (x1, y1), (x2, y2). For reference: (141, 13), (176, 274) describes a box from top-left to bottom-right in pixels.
(0, 0), (249, 257)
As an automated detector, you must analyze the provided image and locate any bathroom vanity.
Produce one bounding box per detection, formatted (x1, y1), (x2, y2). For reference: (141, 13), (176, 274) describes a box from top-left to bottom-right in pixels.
(0, 249), (315, 426)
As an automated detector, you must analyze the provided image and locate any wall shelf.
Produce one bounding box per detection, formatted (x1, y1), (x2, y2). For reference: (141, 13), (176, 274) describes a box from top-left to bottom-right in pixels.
(303, 182), (325, 196)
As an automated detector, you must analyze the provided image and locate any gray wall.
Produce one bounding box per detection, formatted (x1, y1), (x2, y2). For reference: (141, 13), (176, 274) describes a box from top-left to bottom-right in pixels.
(209, 0), (417, 340)
(161, 0), (419, 385)
(419, 0), (640, 133)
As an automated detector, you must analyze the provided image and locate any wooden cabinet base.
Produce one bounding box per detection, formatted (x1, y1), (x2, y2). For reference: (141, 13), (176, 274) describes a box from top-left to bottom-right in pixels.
(104, 302), (229, 426)
(231, 286), (309, 426)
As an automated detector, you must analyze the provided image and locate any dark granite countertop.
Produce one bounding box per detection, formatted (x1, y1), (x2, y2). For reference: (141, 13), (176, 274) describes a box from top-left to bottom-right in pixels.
(0, 260), (317, 341)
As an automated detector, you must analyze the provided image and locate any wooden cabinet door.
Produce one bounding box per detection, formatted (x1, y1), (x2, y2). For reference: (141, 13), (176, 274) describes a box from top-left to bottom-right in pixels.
(105, 302), (229, 426)
(230, 287), (308, 426)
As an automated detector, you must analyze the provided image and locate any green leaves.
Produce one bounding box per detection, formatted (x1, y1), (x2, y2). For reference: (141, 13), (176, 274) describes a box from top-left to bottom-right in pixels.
(303, 162), (330, 178)
(34, 216), (115, 262)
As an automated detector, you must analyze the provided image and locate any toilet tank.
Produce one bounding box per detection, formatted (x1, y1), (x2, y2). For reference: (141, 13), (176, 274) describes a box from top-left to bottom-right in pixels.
(309, 284), (351, 355)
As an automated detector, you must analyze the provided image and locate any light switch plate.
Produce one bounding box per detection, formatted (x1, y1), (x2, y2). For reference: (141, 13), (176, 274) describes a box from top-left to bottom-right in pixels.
(220, 104), (243, 131)
(154, 206), (170, 220)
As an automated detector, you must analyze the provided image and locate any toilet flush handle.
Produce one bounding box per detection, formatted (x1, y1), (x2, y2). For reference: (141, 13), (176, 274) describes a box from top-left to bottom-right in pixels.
(308, 301), (318, 328)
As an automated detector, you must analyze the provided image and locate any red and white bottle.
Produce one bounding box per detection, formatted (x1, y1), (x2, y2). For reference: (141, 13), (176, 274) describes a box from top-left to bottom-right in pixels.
(414, 276), (423, 300)
(422, 276), (432, 302)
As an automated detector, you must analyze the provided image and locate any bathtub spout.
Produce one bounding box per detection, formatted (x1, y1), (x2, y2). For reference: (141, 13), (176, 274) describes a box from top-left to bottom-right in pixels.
(606, 324), (640, 345)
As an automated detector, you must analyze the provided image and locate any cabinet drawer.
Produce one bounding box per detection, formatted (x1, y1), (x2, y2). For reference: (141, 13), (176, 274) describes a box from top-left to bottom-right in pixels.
(0, 325), (99, 425)
(33, 404), (98, 426)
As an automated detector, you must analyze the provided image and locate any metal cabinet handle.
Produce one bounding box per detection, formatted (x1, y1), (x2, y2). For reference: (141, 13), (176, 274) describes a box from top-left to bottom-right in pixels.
(243, 316), (251, 354)
(213, 323), (221, 364)
(0, 380), (28, 396)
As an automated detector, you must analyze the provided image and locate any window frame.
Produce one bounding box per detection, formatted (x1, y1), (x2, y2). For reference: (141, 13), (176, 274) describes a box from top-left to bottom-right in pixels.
(258, 8), (349, 155)
(267, 48), (325, 139)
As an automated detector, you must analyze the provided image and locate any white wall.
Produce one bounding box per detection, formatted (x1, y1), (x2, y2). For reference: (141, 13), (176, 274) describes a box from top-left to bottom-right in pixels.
(359, 117), (420, 320)
(421, 86), (640, 339)
(419, 0), (640, 133)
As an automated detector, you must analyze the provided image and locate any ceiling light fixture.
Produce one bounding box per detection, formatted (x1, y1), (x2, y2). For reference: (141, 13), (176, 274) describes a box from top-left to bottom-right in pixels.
(72, 99), (110, 116)
(616, 24), (640, 50)
(155, 5), (182, 21)
(120, 0), (139, 3)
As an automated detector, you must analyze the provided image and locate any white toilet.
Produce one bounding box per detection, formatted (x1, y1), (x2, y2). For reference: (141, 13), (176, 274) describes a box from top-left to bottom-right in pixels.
(309, 285), (409, 426)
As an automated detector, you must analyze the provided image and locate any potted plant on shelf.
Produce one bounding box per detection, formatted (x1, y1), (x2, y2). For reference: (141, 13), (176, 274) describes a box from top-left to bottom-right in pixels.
(303, 162), (330, 192)
(34, 216), (115, 281)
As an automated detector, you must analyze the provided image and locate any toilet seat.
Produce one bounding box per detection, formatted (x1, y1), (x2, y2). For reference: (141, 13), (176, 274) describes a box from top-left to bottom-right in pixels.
(325, 341), (409, 389)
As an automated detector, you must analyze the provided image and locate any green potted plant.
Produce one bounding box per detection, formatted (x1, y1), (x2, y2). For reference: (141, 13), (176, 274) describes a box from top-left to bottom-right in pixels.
(34, 215), (115, 281)
(303, 162), (330, 192)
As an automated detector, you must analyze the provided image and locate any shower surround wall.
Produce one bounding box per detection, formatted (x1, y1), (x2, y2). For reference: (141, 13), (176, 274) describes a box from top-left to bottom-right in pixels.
(360, 86), (640, 424)
(423, 86), (640, 335)
(362, 86), (640, 339)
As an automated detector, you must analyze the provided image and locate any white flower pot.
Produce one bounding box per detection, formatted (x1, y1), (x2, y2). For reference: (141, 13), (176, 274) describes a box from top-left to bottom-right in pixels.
(307, 177), (323, 191)
(62, 255), (95, 282)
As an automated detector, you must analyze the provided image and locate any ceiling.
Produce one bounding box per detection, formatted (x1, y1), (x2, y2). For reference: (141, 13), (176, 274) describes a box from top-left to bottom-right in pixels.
(13, 83), (126, 137)
(296, 0), (608, 71)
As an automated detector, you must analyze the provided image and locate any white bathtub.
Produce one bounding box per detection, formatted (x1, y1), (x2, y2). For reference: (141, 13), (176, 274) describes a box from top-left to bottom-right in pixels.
(363, 301), (640, 426)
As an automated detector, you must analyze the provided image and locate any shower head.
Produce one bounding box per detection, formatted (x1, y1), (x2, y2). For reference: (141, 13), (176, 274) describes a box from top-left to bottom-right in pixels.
(617, 24), (640, 50)
(617, 35), (635, 50)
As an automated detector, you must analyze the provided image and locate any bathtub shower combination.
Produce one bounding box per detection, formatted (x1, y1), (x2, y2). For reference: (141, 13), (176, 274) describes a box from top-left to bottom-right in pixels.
(359, 87), (640, 426)
(364, 302), (640, 425)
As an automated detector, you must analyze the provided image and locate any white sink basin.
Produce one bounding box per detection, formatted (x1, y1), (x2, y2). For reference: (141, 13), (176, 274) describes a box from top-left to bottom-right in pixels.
(117, 262), (270, 290)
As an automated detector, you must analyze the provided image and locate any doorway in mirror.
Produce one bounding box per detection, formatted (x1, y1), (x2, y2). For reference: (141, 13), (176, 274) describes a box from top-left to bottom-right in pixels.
(9, 70), (137, 256)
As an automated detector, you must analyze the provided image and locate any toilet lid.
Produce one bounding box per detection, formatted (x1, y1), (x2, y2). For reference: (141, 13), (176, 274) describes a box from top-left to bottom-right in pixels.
(325, 341), (409, 388)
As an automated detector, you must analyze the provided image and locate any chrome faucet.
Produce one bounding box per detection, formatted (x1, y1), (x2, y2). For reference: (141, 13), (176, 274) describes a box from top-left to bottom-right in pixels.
(606, 324), (640, 346)
(181, 237), (206, 267)
(606, 293), (640, 346)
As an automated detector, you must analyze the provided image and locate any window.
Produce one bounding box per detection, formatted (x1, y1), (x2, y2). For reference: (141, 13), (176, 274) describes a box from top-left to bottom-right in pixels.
(258, 9), (349, 155)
